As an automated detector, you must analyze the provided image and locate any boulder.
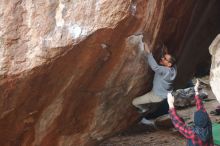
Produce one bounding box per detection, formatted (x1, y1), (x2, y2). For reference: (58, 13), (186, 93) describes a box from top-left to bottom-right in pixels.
(209, 34), (220, 103)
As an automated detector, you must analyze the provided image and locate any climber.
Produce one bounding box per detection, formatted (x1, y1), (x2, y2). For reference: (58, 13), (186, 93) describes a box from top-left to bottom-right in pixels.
(168, 79), (213, 146)
(132, 37), (177, 119)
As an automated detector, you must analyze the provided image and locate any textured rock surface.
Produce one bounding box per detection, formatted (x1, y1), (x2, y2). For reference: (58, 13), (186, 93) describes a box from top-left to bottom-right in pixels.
(0, 1), (150, 145)
(0, 0), (219, 146)
(209, 34), (220, 103)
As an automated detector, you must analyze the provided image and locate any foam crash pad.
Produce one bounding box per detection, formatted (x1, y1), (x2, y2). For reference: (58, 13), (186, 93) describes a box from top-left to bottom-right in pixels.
(212, 123), (220, 145)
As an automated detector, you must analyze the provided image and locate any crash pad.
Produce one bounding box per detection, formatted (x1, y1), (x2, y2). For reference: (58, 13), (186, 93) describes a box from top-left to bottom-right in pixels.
(212, 123), (220, 145)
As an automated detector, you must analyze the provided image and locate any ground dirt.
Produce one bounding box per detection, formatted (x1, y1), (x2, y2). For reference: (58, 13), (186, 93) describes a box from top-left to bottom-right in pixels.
(100, 82), (220, 146)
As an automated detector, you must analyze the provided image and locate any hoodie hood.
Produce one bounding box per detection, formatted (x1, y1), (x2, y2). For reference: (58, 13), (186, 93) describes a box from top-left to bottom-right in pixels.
(194, 110), (209, 128)
(193, 122), (212, 142)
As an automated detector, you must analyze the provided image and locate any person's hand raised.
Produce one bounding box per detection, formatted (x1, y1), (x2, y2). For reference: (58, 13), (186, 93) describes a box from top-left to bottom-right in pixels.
(167, 92), (175, 109)
(194, 79), (200, 95)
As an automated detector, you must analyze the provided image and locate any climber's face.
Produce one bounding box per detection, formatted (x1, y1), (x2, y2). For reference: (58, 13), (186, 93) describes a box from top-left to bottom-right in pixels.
(160, 54), (172, 67)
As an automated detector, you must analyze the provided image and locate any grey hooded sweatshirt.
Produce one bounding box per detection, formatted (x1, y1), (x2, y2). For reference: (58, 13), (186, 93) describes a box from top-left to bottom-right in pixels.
(147, 53), (177, 99)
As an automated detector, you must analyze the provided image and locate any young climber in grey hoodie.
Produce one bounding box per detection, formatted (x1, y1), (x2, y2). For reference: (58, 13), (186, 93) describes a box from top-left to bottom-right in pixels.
(132, 38), (177, 115)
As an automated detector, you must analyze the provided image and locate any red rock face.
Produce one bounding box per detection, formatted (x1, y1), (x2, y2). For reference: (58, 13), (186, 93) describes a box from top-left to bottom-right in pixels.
(0, 0), (219, 145)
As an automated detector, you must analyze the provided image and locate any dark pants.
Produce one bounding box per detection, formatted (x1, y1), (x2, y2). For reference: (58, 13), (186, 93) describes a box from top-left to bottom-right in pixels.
(145, 99), (169, 119)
